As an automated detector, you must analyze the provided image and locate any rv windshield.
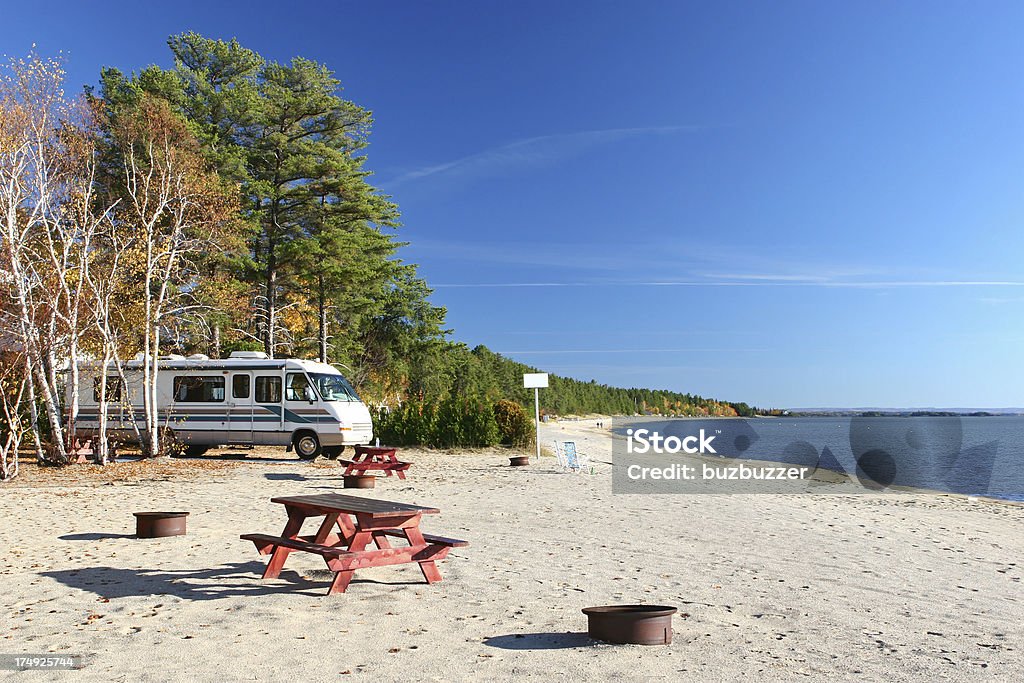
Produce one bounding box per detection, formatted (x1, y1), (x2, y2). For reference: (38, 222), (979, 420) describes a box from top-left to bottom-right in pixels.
(310, 373), (361, 402)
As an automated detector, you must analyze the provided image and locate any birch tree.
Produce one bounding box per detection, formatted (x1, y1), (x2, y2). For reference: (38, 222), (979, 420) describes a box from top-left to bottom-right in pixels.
(81, 208), (129, 466)
(102, 95), (233, 456)
(0, 376), (26, 479)
(0, 348), (28, 479)
(0, 51), (100, 464)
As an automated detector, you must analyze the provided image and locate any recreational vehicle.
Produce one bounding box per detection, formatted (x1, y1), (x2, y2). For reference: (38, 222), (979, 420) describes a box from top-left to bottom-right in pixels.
(71, 352), (374, 459)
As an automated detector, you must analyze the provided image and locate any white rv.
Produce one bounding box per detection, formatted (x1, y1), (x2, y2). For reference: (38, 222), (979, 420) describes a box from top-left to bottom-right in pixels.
(71, 351), (374, 459)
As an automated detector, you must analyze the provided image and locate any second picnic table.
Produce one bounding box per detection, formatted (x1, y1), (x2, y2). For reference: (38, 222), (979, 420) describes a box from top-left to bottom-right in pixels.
(241, 493), (467, 595)
(340, 445), (411, 479)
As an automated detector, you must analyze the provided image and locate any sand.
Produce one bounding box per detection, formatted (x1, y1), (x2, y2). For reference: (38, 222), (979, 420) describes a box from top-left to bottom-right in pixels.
(1, 420), (1021, 681)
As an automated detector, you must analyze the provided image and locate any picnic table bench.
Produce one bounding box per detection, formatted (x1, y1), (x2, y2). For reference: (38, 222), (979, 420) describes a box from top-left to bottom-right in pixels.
(69, 437), (120, 464)
(340, 445), (411, 479)
(241, 493), (467, 595)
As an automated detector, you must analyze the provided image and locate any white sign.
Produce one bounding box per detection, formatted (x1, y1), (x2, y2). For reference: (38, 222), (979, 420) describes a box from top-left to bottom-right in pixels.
(523, 373), (549, 388)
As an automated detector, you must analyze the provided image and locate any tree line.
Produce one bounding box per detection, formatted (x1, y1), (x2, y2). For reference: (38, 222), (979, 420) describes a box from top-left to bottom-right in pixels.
(435, 345), (751, 417)
(0, 34), (753, 478)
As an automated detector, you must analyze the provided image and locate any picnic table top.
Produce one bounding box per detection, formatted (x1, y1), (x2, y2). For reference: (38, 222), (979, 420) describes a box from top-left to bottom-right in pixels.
(352, 446), (402, 461)
(270, 493), (439, 518)
(355, 445), (397, 454)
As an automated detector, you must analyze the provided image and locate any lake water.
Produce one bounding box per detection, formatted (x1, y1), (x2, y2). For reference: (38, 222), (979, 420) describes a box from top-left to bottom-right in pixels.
(613, 416), (1024, 500)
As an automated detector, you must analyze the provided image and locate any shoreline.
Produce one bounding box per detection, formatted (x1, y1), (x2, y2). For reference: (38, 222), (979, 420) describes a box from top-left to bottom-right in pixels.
(565, 415), (1024, 504)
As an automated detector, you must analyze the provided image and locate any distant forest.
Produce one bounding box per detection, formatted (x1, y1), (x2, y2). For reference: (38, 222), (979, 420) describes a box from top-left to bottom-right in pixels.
(439, 345), (755, 417)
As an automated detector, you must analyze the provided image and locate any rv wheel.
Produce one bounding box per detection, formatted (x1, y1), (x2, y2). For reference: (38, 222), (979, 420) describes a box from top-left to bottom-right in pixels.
(294, 432), (321, 460)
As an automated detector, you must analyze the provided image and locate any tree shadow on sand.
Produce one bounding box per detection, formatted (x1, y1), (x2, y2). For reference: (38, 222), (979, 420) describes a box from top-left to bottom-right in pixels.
(41, 562), (434, 601)
(41, 562), (335, 600)
(483, 632), (596, 650)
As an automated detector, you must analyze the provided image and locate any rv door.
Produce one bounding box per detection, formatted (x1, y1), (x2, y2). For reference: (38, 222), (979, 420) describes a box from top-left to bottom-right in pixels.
(228, 372), (254, 443)
(253, 373), (285, 438)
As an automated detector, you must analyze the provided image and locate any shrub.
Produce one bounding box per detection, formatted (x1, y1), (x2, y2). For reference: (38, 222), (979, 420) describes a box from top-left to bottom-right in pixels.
(493, 399), (535, 448)
(373, 396), (500, 448)
(459, 396), (500, 448)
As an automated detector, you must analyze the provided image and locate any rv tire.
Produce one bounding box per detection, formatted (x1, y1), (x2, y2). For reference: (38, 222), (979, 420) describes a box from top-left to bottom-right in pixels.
(294, 431), (321, 460)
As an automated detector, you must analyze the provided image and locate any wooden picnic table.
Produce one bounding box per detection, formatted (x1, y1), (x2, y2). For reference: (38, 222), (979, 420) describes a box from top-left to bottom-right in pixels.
(340, 445), (411, 479)
(241, 493), (467, 595)
(69, 437), (121, 464)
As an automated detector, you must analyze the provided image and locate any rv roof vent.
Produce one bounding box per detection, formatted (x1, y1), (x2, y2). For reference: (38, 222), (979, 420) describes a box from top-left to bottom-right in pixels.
(165, 354), (186, 360)
(229, 351), (270, 360)
(187, 354), (210, 361)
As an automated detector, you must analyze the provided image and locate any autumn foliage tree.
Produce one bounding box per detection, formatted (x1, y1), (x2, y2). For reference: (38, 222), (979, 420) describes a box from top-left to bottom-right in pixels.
(95, 94), (236, 456)
(0, 51), (239, 471)
(0, 51), (104, 466)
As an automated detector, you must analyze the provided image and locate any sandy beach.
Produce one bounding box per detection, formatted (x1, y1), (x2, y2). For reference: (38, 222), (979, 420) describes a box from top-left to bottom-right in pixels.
(1, 420), (1022, 681)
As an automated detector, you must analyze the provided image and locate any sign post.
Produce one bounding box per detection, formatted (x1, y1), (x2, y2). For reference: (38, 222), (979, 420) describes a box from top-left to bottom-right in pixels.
(523, 373), (548, 461)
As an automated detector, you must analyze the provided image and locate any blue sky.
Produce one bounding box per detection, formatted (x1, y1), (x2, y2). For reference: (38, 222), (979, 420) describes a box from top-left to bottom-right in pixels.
(5, 1), (1024, 408)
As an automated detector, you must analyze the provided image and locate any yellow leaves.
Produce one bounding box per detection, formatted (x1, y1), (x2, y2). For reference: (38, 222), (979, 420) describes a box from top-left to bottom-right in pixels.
(111, 95), (238, 250)
(277, 292), (316, 337)
(0, 51), (71, 131)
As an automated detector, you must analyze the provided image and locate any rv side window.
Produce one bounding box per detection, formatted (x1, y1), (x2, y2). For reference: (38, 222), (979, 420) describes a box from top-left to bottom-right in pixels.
(173, 376), (225, 402)
(285, 373), (314, 402)
(232, 375), (250, 399)
(255, 376), (281, 403)
(92, 376), (123, 403)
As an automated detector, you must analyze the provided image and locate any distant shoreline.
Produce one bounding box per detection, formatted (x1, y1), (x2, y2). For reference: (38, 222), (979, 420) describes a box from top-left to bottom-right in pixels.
(551, 416), (1024, 503)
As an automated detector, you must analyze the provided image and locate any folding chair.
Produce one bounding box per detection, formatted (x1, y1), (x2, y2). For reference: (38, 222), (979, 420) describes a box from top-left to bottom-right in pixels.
(554, 440), (588, 472)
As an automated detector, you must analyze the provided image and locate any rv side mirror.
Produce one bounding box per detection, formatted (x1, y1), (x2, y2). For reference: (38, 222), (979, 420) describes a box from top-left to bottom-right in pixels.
(305, 386), (317, 403)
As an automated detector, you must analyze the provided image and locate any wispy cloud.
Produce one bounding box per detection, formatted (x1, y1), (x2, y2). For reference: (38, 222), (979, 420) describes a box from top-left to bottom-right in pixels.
(407, 239), (639, 271)
(406, 236), (1023, 292)
(383, 125), (703, 189)
(406, 240), (898, 283)
(698, 273), (832, 282)
(433, 278), (1024, 289)
(816, 280), (1024, 288)
(406, 239), (896, 284)
(495, 348), (733, 354)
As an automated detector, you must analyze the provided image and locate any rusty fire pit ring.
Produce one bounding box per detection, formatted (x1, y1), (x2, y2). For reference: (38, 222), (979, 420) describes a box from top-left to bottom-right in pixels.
(582, 605), (677, 645)
(134, 512), (189, 538)
(508, 456), (530, 467)
(343, 474), (377, 489)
